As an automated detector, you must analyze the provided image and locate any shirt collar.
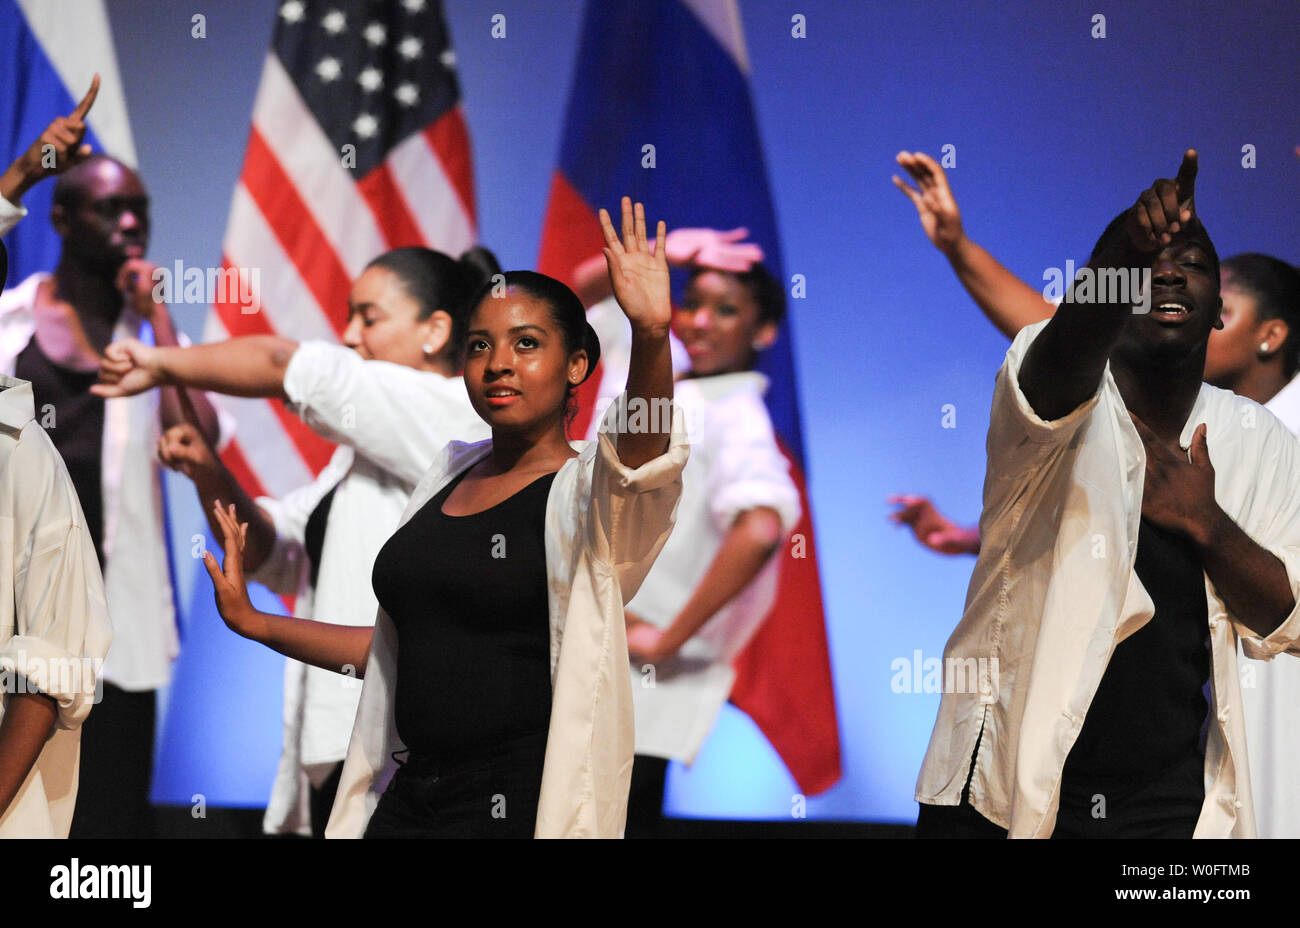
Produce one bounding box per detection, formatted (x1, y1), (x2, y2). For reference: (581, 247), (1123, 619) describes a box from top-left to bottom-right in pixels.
(0, 373), (35, 431)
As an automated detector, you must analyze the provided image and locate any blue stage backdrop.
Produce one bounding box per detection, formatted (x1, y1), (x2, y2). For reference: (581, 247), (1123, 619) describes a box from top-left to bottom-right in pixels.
(89, 0), (1300, 822)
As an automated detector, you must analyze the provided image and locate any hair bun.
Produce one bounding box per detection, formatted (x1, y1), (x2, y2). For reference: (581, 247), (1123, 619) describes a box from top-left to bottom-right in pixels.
(458, 246), (501, 292)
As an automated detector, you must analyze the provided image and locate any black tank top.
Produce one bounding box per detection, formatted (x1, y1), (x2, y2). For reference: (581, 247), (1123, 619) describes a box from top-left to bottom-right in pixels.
(15, 336), (105, 565)
(1060, 516), (1211, 795)
(371, 467), (556, 761)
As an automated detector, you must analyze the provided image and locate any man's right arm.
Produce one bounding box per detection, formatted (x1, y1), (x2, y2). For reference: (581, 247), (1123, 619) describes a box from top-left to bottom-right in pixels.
(1018, 151), (1198, 421)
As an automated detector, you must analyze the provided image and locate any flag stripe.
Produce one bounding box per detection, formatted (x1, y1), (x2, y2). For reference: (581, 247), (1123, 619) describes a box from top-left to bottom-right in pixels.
(242, 127), (354, 336)
(387, 126), (474, 255)
(424, 107), (476, 233)
(357, 163), (426, 249)
(250, 53), (388, 275)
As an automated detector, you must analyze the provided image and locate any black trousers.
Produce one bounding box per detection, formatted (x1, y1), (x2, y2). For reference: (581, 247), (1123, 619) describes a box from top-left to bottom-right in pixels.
(309, 762), (344, 839)
(363, 730), (547, 838)
(624, 753), (669, 838)
(70, 682), (157, 838)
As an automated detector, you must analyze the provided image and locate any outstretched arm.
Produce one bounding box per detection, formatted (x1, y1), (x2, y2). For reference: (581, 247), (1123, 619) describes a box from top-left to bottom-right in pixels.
(598, 197), (674, 468)
(887, 494), (981, 556)
(627, 507), (784, 663)
(202, 502), (372, 676)
(94, 334), (299, 400)
(894, 151), (1053, 340)
(1020, 150), (1199, 421)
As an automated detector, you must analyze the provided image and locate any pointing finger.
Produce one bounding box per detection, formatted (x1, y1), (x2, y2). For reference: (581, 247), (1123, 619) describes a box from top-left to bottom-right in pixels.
(71, 74), (100, 121)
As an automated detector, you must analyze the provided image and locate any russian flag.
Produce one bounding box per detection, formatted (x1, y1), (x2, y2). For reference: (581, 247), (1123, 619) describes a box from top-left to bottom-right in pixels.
(0, 0), (137, 282)
(538, 0), (841, 797)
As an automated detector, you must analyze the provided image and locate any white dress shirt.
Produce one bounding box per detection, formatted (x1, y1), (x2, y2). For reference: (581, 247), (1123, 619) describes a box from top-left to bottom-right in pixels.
(916, 320), (1300, 838)
(327, 392), (689, 838)
(1242, 372), (1300, 837)
(0, 373), (113, 837)
(254, 341), (489, 835)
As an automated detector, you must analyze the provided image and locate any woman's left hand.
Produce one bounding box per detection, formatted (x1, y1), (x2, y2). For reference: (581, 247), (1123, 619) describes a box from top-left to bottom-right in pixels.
(599, 196), (672, 334)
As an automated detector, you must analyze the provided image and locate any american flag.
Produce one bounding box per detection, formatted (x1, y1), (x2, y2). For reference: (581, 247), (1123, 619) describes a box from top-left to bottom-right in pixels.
(204, 0), (476, 501)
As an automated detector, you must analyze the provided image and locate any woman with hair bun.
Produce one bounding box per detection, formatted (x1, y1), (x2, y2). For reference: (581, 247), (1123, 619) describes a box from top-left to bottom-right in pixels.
(93, 243), (500, 836)
(199, 197), (687, 838)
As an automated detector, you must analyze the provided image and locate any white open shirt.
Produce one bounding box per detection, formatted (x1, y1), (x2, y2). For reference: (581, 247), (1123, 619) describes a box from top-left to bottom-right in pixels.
(252, 341), (489, 834)
(0, 374), (112, 837)
(916, 319), (1300, 838)
(327, 393), (689, 838)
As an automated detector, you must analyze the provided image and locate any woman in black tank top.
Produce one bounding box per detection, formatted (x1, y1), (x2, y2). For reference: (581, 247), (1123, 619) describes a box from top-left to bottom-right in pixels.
(198, 199), (680, 837)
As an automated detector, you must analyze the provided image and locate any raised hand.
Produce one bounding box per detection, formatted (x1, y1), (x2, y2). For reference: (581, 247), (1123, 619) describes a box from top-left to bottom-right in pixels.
(92, 338), (162, 398)
(157, 422), (219, 479)
(887, 494), (981, 555)
(200, 501), (265, 640)
(1, 75), (99, 203)
(664, 227), (764, 273)
(599, 197), (671, 333)
(1123, 150), (1198, 253)
(893, 151), (965, 256)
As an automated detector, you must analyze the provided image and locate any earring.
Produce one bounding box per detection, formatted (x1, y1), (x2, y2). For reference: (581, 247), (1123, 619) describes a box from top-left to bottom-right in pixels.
(1259, 342), (1271, 354)
(422, 343), (434, 355)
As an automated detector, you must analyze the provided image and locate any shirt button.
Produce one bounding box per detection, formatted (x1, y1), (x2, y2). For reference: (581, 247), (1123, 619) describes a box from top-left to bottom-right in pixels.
(1219, 707), (1231, 723)
(1235, 800), (1244, 809)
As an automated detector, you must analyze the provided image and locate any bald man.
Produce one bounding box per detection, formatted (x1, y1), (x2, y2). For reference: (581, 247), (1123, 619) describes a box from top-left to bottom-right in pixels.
(1, 141), (221, 837)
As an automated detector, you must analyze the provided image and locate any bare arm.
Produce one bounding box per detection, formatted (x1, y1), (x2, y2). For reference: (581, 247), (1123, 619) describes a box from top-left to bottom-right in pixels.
(158, 422), (275, 573)
(0, 76), (98, 204)
(95, 334), (299, 400)
(0, 689), (58, 819)
(631, 508), (784, 662)
(202, 501), (373, 676)
(137, 295), (222, 446)
(1136, 417), (1295, 637)
(894, 151), (1053, 340)
(599, 198), (674, 468)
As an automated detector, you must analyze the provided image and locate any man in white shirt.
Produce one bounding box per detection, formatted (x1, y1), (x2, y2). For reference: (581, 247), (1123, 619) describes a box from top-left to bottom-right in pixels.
(915, 151), (1300, 838)
(1, 83), (221, 837)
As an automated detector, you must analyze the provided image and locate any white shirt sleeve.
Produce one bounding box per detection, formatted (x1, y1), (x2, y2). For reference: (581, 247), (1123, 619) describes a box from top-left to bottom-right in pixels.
(2, 425), (112, 730)
(1232, 416), (1300, 659)
(282, 341), (488, 486)
(987, 319), (1106, 482)
(704, 395), (801, 536)
(0, 196), (27, 239)
(589, 391), (691, 604)
(248, 448), (353, 596)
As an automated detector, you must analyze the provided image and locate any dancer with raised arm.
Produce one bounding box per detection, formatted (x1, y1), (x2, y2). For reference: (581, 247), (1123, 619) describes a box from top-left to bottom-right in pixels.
(916, 152), (1300, 838)
(94, 246), (497, 836)
(200, 198), (686, 838)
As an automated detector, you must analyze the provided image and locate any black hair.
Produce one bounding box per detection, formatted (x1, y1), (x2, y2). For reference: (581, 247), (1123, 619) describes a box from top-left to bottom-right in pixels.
(465, 270), (601, 424)
(0, 239), (7, 291)
(364, 245), (500, 348)
(686, 261), (786, 326)
(1221, 253), (1300, 379)
(1090, 207), (1220, 274)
